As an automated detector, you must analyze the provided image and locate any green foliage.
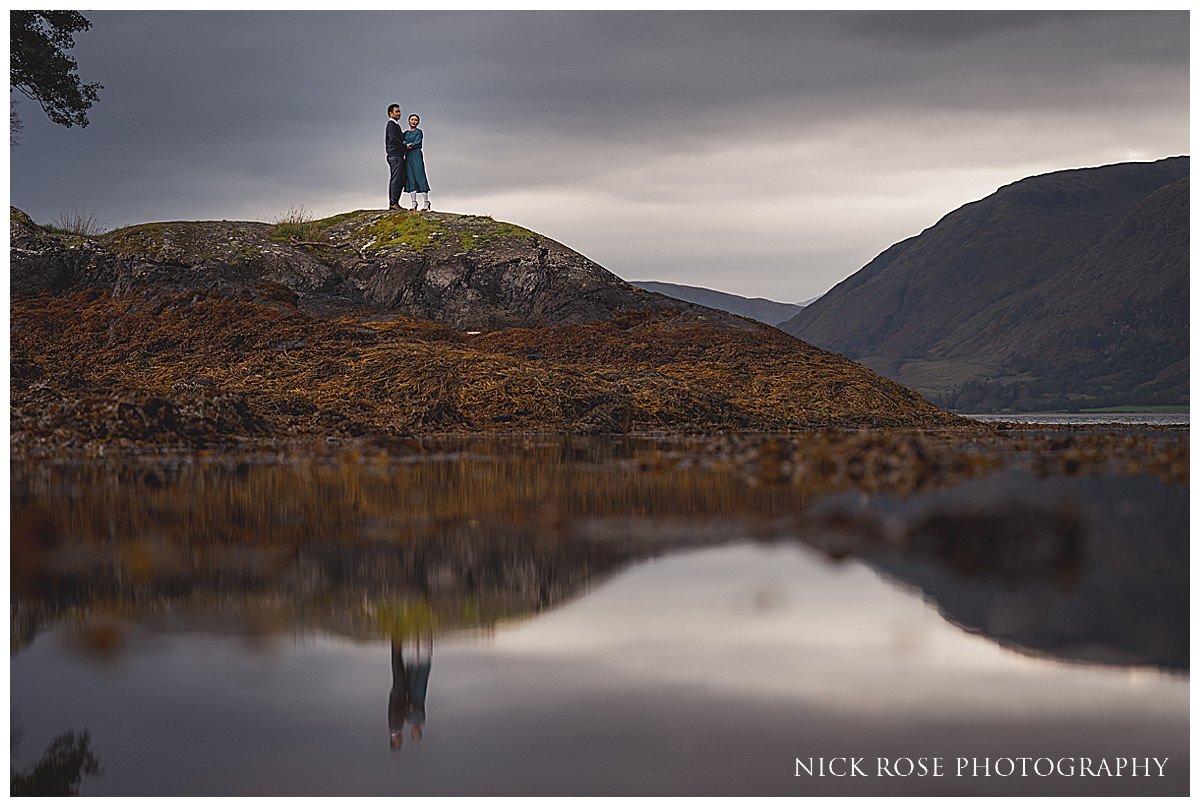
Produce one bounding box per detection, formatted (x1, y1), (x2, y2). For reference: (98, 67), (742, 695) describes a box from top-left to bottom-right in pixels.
(277, 204), (312, 223)
(266, 209), (535, 253)
(269, 208), (380, 244)
(361, 212), (446, 252)
(270, 220), (323, 243)
(10, 12), (102, 132)
(98, 223), (170, 260)
(455, 215), (533, 250)
(270, 205), (322, 243)
(312, 210), (371, 230)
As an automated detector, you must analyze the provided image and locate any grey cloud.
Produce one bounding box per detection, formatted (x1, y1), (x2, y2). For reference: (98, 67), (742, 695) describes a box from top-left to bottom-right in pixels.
(838, 10), (1083, 47)
(9, 10), (1187, 300)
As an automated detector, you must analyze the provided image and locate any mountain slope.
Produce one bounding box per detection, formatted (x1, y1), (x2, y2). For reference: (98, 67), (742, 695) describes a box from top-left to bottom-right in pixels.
(780, 157), (1189, 411)
(630, 280), (808, 325)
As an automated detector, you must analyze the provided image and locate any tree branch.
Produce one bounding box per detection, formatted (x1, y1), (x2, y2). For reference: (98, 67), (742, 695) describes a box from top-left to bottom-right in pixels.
(288, 237), (367, 261)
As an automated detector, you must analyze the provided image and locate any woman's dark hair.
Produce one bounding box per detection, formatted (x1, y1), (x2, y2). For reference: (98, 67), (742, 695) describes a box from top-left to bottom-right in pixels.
(388, 103), (400, 115)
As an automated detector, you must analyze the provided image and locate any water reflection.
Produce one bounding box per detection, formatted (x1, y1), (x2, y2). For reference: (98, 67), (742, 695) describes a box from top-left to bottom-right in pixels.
(8, 434), (1189, 795)
(797, 473), (1188, 671)
(389, 637), (433, 750)
(10, 727), (102, 796)
(10, 544), (1186, 796)
(11, 438), (1187, 672)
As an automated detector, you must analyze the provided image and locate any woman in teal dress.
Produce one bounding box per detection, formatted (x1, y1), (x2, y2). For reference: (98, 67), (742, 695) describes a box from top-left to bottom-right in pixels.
(404, 114), (431, 211)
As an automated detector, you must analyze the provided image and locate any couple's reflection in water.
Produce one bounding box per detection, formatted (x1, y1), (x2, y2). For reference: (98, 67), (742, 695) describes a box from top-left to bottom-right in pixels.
(389, 636), (433, 751)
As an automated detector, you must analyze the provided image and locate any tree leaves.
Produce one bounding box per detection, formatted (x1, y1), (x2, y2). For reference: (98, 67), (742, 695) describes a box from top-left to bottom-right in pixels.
(11, 11), (102, 130)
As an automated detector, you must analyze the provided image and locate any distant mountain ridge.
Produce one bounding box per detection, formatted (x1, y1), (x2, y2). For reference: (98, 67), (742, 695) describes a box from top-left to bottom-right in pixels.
(630, 280), (810, 325)
(780, 157), (1189, 412)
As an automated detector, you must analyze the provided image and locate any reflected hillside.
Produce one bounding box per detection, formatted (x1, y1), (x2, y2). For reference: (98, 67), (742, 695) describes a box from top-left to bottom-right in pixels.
(11, 434), (1188, 672)
(799, 473), (1188, 672)
(13, 436), (818, 650)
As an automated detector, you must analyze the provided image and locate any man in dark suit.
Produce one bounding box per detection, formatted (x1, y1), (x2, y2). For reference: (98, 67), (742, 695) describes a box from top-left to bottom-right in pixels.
(386, 103), (407, 211)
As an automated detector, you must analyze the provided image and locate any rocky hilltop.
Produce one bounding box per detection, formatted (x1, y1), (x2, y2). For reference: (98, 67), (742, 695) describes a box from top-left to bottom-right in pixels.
(15, 207), (723, 330)
(11, 207), (962, 449)
(781, 157), (1189, 412)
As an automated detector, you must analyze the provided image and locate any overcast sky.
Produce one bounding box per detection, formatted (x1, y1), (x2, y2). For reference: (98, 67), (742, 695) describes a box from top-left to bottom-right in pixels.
(8, 10), (1189, 301)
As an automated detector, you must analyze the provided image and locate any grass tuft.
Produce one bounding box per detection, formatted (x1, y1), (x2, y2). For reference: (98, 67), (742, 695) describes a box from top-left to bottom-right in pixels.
(47, 207), (108, 238)
(270, 205), (323, 242)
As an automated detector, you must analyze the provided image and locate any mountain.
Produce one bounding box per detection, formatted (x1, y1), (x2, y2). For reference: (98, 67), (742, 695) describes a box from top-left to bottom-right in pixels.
(779, 157), (1189, 412)
(630, 280), (809, 325)
(10, 207), (962, 449)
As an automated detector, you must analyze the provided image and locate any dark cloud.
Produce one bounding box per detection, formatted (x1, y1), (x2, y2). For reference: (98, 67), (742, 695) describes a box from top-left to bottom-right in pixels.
(9, 11), (1187, 300)
(839, 10), (1079, 47)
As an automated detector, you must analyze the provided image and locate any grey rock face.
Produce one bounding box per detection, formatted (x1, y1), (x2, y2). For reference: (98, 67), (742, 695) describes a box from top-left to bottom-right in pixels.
(11, 207), (746, 332)
(10, 208), (81, 295)
(317, 211), (737, 330)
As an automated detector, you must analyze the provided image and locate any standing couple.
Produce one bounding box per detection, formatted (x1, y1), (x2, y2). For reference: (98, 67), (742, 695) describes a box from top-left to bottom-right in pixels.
(386, 103), (431, 211)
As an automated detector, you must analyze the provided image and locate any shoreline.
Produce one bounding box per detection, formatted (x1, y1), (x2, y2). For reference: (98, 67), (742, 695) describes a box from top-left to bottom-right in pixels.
(13, 426), (1188, 491)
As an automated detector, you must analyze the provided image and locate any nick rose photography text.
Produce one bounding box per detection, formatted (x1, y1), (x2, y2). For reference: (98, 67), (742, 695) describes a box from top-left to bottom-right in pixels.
(795, 757), (1169, 778)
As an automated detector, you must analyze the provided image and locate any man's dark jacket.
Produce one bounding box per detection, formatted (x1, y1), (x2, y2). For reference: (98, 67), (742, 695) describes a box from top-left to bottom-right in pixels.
(386, 119), (405, 159)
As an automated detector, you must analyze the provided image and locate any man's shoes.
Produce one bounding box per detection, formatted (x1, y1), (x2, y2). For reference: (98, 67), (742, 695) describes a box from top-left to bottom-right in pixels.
(389, 204), (403, 211)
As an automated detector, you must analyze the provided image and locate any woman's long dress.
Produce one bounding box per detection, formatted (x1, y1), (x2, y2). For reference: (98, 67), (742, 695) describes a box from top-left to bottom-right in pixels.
(404, 128), (430, 193)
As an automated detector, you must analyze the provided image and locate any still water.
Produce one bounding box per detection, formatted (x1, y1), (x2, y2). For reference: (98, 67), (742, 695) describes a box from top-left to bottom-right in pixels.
(10, 435), (1188, 796)
(965, 412), (1189, 427)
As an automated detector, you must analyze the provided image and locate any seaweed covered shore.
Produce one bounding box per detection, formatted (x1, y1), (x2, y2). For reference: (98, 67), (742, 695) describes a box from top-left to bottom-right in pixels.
(11, 207), (965, 451)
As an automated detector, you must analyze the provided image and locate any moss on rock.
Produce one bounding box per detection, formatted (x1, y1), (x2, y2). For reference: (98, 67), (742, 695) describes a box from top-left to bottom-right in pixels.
(359, 212), (447, 252)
